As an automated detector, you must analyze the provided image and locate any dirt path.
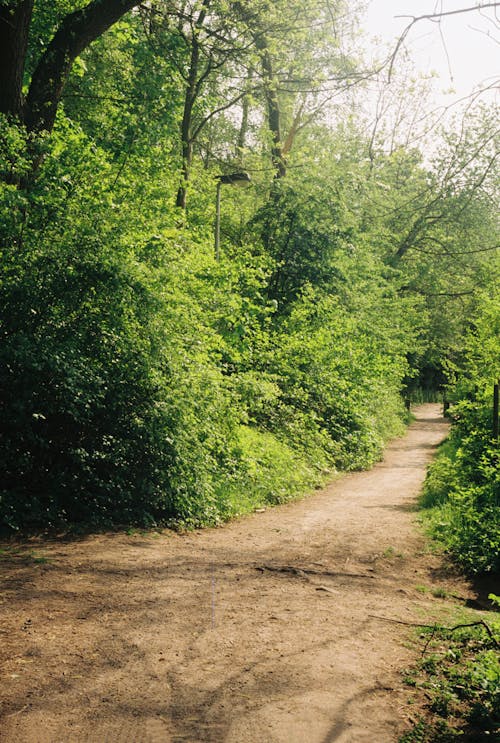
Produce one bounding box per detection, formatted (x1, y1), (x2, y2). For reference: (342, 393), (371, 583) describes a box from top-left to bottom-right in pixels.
(1, 404), (477, 743)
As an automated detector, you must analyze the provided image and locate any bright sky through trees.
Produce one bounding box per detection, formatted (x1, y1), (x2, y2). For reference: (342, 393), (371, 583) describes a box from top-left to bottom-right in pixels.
(364, 0), (499, 104)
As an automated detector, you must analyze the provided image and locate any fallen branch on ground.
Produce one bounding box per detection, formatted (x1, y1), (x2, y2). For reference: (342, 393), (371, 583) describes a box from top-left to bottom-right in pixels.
(256, 565), (374, 580)
(368, 615), (499, 648)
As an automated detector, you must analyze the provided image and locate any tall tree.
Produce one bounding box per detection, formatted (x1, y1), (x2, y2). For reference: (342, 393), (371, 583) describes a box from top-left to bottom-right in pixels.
(0, 0), (140, 134)
(234, 0), (365, 179)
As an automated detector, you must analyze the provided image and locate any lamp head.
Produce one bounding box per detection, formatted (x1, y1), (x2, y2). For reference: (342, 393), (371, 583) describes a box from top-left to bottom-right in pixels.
(216, 171), (251, 188)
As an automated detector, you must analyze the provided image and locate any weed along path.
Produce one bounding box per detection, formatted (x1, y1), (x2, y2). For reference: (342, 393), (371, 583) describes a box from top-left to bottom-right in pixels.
(2, 403), (477, 743)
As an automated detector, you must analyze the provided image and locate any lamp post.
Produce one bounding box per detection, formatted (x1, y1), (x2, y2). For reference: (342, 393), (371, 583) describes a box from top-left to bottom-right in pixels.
(214, 172), (251, 261)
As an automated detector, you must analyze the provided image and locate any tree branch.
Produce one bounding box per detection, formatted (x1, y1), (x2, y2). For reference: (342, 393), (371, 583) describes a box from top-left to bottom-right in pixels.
(191, 89), (251, 141)
(24, 0), (141, 133)
(395, 3), (500, 24)
(388, 3), (500, 80)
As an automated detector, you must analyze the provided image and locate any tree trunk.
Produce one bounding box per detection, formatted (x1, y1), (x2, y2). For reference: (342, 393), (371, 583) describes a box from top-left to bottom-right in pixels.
(24, 0), (140, 133)
(175, 0), (209, 210)
(0, 0), (35, 119)
(253, 35), (286, 179)
(176, 136), (193, 210)
(236, 69), (254, 162)
(175, 53), (197, 209)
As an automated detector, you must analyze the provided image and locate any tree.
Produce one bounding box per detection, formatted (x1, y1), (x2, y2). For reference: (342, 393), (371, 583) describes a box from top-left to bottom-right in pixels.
(0, 0), (141, 134)
(234, 0), (364, 179)
(358, 103), (499, 391)
(150, 0), (251, 209)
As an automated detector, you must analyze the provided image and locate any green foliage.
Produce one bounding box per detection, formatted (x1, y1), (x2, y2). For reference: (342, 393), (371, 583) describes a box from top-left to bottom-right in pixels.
(251, 179), (352, 310)
(420, 448), (458, 509)
(399, 619), (500, 742)
(1, 4), (498, 534)
(0, 118), (240, 531)
(264, 285), (410, 470)
(422, 404), (500, 574)
(420, 278), (500, 576)
(408, 388), (443, 405)
(212, 425), (323, 521)
(0, 108), (416, 533)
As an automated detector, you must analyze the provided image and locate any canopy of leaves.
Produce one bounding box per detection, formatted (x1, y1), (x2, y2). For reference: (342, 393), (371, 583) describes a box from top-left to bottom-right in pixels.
(0, 2), (498, 534)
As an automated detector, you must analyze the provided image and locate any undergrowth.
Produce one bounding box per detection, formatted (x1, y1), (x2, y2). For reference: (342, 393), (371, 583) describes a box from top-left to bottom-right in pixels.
(399, 612), (500, 742)
(419, 401), (500, 575)
(410, 388), (444, 405)
(403, 387), (500, 742)
(216, 425), (326, 518)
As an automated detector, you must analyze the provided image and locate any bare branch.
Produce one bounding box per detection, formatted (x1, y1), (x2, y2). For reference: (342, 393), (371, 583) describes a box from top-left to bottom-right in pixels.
(388, 3), (500, 80)
(191, 89), (251, 141)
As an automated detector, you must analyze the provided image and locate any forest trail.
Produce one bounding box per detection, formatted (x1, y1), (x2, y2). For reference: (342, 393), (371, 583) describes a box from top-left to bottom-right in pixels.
(1, 404), (477, 743)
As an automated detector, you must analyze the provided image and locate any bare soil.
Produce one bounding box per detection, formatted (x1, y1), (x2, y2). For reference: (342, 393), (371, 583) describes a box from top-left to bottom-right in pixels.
(1, 404), (479, 742)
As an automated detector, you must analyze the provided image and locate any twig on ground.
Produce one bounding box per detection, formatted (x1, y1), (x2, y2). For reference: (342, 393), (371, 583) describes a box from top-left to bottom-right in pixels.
(421, 626), (438, 657)
(368, 615), (499, 648)
(256, 565), (374, 580)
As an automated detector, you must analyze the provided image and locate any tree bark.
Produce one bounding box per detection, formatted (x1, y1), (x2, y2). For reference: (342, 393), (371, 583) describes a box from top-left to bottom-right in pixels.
(232, 3), (287, 179)
(175, 0), (210, 210)
(0, 0), (35, 119)
(251, 31), (286, 179)
(236, 69), (253, 162)
(24, 0), (140, 133)
(175, 42), (199, 209)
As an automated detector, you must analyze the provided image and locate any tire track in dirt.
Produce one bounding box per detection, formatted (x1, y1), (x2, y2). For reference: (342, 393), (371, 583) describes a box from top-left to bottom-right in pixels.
(2, 404), (474, 743)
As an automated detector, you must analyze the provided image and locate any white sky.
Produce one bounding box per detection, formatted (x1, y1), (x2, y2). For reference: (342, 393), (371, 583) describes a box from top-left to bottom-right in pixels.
(362, 0), (499, 103)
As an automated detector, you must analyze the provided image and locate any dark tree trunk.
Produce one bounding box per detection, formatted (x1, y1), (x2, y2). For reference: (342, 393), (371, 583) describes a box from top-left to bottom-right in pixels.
(253, 34), (286, 179)
(23, 0), (140, 133)
(0, 0), (35, 119)
(175, 0), (210, 210)
(175, 54), (198, 209)
(176, 137), (193, 209)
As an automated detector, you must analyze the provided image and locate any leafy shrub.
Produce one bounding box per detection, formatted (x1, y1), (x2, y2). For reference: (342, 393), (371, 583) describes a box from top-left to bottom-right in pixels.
(420, 454), (458, 508)
(213, 425), (322, 520)
(0, 115), (419, 534)
(0, 121), (242, 531)
(421, 399), (500, 575)
(399, 619), (500, 742)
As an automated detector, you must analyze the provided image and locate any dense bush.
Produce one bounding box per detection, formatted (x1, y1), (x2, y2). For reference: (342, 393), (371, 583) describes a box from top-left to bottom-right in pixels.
(1, 54), (496, 535)
(0, 114), (416, 533)
(0, 120), (235, 530)
(421, 282), (500, 580)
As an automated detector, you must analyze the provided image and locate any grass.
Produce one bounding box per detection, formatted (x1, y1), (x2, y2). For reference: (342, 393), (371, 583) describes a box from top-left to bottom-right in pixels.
(383, 546), (405, 559)
(409, 388), (444, 405)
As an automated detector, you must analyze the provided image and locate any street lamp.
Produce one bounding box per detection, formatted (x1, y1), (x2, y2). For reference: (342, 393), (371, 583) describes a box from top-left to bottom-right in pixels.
(214, 172), (251, 261)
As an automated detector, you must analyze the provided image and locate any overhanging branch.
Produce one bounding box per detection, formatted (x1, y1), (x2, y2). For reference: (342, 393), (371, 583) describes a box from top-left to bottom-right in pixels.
(388, 3), (500, 80)
(24, 0), (141, 133)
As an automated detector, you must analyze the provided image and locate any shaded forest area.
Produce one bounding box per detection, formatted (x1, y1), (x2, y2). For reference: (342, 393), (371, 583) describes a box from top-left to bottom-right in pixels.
(0, 1), (498, 560)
